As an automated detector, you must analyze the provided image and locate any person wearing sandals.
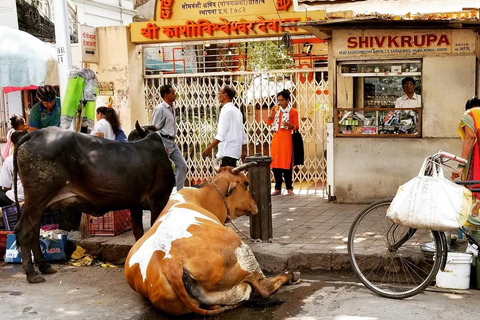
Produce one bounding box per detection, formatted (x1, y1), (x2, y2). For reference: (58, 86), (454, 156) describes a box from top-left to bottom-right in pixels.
(267, 89), (299, 196)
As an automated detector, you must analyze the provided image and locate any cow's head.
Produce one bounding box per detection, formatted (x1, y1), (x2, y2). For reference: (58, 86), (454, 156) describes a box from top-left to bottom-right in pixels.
(212, 163), (258, 221)
(128, 121), (158, 141)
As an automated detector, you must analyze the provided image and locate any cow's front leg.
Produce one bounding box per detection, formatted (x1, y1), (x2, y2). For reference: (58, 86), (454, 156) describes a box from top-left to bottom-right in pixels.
(130, 207), (144, 241)
(246, 271), (300, 298)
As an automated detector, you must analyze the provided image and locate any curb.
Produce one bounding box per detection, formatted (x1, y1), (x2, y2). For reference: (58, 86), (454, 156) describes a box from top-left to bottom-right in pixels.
(73, 237), (352, 273)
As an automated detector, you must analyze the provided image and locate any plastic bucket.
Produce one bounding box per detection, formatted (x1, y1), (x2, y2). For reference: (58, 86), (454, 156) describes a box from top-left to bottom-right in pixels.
(436, 252), (473, 289)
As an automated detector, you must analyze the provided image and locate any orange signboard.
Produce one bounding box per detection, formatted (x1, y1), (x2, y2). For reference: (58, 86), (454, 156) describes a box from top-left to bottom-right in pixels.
(130, 0), (325, 43)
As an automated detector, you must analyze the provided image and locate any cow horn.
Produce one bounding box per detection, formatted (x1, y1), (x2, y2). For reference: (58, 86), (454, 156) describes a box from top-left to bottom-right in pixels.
(232, 162), (257, 174)
(135, 120), (146, 137)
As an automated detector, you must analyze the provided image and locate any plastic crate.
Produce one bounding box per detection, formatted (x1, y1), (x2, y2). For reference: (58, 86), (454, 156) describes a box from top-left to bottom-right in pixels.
(1, 205), (21, 231)
(88, 209), (132, 236)
(1, 205), (60, 231)
(0, 231), (14, 260)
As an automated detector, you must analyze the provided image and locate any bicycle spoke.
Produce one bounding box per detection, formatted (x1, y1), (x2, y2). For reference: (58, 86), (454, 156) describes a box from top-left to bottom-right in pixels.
(348, 199), (442, 298)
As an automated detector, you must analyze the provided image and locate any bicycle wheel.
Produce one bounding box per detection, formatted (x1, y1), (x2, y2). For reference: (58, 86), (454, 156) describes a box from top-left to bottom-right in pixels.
(348, 198), (443, 298)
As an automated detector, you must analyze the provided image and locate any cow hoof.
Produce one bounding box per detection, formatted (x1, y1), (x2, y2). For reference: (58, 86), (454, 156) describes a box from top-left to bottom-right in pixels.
(40, 266), (57, 274)
(288, 271), (301, 284)
(27, 273), (46, 283)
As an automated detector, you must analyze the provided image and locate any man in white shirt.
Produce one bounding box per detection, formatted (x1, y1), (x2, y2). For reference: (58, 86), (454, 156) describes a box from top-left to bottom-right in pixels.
(202, 85), (247, 167)
(0, 131), (25, 207)
(395, 77), (421, 109)
(392, 77), (420, 127)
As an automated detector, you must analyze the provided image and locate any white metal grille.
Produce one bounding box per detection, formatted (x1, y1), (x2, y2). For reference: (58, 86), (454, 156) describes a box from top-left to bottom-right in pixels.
(144, 68), (328, 194)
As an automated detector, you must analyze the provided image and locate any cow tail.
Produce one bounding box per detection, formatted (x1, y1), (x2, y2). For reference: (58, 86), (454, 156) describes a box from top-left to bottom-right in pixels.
(13, 133), (30, 218)
(165, 261), (240, 316)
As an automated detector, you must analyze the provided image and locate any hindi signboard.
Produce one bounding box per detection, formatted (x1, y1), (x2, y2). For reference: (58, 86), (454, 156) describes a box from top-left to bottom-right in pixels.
(80, 25), (98, 63)
(130, 0), (325, 43)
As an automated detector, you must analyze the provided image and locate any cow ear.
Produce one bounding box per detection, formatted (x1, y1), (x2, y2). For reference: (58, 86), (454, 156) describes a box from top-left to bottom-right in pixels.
(226, 182), (237, 197)
(135, 121), (146, 138)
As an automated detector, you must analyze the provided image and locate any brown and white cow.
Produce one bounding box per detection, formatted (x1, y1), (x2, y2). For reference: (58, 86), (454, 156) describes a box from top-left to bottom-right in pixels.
(124, 164), (299, 315)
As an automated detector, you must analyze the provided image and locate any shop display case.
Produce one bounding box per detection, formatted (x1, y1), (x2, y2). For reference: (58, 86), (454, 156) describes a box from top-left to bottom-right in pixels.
(336, 60), (422, 137)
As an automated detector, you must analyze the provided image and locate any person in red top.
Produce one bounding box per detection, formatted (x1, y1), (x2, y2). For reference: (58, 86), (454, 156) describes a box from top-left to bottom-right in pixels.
(267, 90), (299, 196)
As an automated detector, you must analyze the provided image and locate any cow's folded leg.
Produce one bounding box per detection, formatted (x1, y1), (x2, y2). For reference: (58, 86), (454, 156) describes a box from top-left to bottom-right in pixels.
(287, 271), (301, 284)
(247, 272), (294, 298)
(204, 304), (242, 312)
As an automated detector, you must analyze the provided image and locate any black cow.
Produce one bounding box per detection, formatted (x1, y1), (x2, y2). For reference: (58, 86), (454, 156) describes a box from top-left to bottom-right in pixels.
(13, 122), (174, 283)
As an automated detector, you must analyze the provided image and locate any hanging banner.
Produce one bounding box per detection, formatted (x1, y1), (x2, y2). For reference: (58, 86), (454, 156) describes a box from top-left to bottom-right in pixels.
(130, 0), (325, 43)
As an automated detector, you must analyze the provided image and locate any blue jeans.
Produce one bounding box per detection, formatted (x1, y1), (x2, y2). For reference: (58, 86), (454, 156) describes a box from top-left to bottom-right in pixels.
(161, 137), (187, 190)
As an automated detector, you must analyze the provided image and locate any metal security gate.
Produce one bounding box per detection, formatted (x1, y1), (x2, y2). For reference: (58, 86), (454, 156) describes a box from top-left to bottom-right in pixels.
(144, 68), (328, 194)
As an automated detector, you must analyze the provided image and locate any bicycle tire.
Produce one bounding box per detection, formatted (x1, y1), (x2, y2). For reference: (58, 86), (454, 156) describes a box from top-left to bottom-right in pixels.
(348, 198), (443, 299)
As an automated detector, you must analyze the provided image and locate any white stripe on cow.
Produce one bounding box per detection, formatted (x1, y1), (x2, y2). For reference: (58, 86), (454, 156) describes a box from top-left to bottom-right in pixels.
(129, 204), (220, 282)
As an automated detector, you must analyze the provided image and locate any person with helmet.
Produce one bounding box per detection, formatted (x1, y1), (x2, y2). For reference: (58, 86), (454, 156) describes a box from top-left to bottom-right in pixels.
(28, 85), (61, 131)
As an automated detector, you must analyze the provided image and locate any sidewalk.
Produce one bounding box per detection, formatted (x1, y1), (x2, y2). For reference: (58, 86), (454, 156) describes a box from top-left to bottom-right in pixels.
(75, 193), (365, 273)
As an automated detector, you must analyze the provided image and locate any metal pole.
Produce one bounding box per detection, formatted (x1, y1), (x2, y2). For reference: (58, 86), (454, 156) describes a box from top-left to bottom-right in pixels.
(53, 0), (73, 102)
(245, 154), (273, 241)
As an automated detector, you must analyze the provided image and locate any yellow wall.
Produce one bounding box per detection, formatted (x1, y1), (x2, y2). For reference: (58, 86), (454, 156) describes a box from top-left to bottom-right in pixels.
(96, 26), (146, 134)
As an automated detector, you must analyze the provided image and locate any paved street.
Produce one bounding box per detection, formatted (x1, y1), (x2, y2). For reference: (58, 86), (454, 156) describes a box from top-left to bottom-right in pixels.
(1, 263), (479, 320)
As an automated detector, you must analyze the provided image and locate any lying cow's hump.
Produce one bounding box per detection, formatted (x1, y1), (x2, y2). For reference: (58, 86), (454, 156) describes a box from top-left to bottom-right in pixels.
(128, 203), (221, 282)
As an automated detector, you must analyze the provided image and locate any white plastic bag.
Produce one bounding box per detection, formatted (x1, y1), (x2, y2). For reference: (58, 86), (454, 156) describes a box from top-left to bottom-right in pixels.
(387, 158), (474, 231)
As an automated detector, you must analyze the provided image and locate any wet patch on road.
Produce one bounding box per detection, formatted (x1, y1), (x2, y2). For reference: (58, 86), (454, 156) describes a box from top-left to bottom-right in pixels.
(0, 291), (22, 296)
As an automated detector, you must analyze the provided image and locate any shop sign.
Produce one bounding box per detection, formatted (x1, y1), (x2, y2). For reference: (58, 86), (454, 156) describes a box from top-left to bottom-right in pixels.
(333, 30), (475, 58)
(130, 0), (325, 43)
(80, 25), (98, 63)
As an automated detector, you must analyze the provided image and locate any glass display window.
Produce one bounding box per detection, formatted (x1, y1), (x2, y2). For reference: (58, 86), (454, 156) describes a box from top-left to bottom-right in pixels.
(336, 59), (422, 137)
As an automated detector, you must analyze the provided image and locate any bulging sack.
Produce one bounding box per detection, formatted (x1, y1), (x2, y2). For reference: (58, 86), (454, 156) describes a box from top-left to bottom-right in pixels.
(386, 158), (474, 231)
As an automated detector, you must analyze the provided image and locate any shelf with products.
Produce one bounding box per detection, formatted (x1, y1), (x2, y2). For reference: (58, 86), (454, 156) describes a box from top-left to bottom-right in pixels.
(363, 76), (421, 108)
(336, 108), (422, 137)
(336, 59), (423, 137)
(340, 72), (421, 78)
(339, 60), (422, 77)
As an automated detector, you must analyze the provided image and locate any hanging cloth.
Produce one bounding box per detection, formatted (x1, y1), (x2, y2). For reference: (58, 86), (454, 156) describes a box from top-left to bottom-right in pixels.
(61, 68), (98, 133)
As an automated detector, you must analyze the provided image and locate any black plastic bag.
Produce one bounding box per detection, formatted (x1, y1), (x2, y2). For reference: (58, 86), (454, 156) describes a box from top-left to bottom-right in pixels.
(292, 130), (304, 166)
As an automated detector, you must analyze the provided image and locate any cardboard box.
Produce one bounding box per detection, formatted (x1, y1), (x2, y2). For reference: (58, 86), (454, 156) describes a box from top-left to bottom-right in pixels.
(5, 234), (67, 263)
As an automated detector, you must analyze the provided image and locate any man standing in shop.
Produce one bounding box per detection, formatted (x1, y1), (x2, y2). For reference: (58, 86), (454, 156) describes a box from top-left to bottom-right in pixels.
(395, 77), (421, 109)
(152, 84), (187, 191)
(202, 85), (247, 167)
(391, 77), (421, 128)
